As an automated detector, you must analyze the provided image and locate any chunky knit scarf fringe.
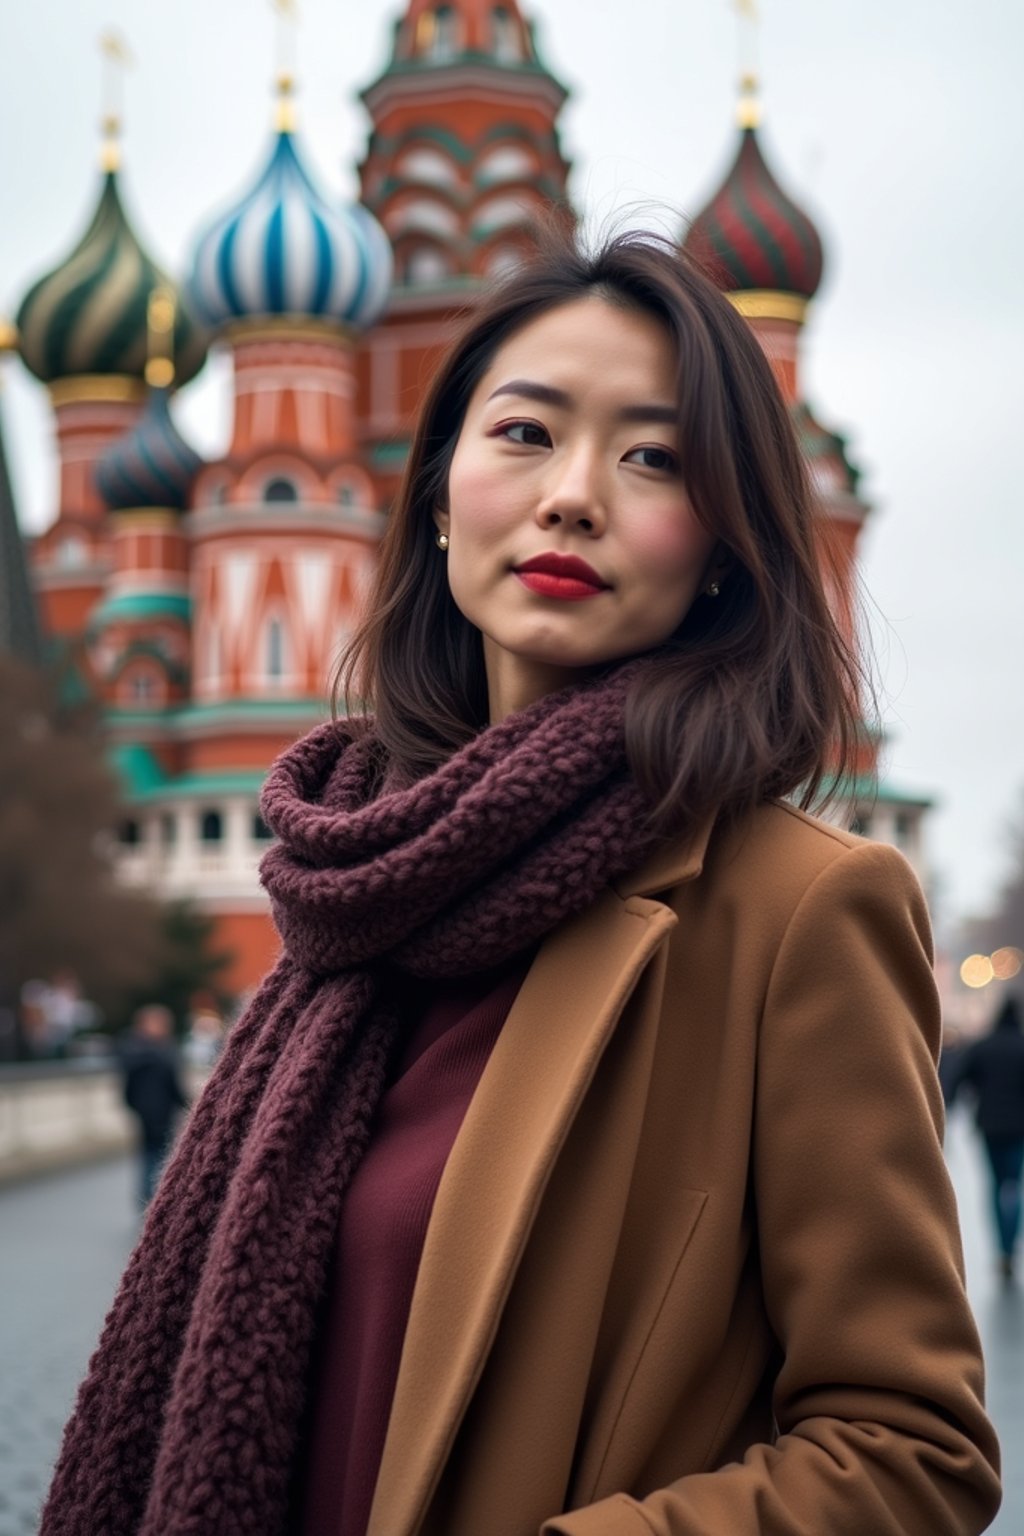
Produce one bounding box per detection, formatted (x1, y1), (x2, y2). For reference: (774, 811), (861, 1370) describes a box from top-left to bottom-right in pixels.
(40, 661), (658, 1536)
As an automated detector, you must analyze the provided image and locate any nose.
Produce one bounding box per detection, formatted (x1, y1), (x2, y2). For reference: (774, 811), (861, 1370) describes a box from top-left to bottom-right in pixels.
(534, 441), (607, 535)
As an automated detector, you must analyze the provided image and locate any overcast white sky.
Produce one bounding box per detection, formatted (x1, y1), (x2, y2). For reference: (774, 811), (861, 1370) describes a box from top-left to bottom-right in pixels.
(1, 0), (1021, 936)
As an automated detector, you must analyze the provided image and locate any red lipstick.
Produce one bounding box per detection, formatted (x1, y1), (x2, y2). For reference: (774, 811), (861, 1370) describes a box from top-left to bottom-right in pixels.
(513, 552), (609, 601)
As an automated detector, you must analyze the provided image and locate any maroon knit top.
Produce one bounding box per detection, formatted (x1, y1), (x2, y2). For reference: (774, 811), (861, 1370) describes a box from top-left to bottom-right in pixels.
(296, 951), (534, 1536)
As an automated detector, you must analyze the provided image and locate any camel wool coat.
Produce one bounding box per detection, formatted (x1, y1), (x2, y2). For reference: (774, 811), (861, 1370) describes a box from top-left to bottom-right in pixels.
(365, 802), (1001, 1536)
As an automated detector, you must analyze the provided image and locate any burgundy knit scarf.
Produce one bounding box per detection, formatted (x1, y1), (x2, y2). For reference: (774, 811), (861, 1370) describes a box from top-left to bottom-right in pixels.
(41, 661), (659, 1536)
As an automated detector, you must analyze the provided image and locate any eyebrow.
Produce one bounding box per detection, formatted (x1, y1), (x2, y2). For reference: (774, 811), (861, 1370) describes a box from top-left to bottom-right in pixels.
(486, 378), (678, 426)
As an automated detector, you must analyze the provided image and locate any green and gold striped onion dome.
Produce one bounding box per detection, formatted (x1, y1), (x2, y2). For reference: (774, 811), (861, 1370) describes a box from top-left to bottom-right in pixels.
(15, 171), (207, 387)
(682, 127), (823, 305)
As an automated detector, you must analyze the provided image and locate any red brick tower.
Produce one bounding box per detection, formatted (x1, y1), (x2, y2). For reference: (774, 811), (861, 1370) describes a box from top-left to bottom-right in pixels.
(97, 73), (395, 994)
(683, 74), (930, 861)
(355, 0), (574, 506)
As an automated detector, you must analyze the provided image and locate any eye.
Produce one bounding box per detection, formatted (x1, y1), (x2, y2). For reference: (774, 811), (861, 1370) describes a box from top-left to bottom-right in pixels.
(623, 445), (680, 473)
(495, 420), (551, 447)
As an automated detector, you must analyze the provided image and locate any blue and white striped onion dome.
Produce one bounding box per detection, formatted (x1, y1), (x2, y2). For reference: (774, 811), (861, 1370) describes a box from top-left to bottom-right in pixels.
(95, 388), (203, 512)
(187, 131), (393, 331)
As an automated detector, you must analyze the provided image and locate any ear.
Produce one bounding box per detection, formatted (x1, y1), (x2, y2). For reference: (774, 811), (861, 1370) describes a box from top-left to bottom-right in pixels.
(433, 506), (451, 539)
(704, 541), (735, 587)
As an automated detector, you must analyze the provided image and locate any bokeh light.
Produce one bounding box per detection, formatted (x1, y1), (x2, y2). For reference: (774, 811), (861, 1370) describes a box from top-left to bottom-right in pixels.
(990, 946), (1023, 981)
(960, 954), (995, 989)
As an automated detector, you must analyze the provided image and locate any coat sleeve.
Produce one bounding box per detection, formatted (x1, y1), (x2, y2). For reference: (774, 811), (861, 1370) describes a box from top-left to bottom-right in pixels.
(542, 840), (1001, 1536)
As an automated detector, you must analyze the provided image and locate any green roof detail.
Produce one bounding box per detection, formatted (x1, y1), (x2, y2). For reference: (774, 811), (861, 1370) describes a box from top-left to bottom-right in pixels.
(137, 770), (267, 803)
(174, 698), (329, 726)
(105, 696), (331, 731)
(371, 125), (475, 163)
(819, 772), (934, 810)
(90, 590), (192, 628)
(370, 439), (411, 466)
(110, 746), (269, 806)
(111, 742), (168, 797)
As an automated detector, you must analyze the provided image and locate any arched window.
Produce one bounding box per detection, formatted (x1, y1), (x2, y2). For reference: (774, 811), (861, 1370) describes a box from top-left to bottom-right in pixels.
(396, 147), (458, 188)
(437, 5), (458, 59)
(337, 482), (357, 508)
(265, 476), (299, 504)
(267, 617), (284, 680)
(477, 144), (534, 184)
(429, 5), (458, 60)
(405, 245), (452, 285)
(492, 7), (522, 61)
(252, 811), (274, 842)
(118, 819), (141, 847)
(130, 672), (156, 703)
(485, 244), (523, 277)
(200, 809), (223, 843)
(405, 245), (451, 285)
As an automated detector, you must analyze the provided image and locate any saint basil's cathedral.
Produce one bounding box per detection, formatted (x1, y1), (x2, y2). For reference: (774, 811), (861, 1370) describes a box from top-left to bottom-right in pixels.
(0, 0), (929, 997)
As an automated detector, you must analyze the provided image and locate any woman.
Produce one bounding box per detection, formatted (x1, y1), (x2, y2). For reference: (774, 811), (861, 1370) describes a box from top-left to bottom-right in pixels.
(42, 232), (999, 1535)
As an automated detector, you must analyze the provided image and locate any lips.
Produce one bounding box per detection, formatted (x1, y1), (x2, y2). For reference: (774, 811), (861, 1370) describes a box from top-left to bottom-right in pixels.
(513, 553), (610, 600)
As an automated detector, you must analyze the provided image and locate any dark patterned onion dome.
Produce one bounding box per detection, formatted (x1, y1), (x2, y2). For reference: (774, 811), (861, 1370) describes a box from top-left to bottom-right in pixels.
(187, 129), (393, 331)
(683, 121), (824, 306)
(95, 388), (202, 511)
(15, 172), (207, 387)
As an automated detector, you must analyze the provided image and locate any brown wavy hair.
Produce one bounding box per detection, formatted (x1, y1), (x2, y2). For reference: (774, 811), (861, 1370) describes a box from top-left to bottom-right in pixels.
(335, 229), (865, 832)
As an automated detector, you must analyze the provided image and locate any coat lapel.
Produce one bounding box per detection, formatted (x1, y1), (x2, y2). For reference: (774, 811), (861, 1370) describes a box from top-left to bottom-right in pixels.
(367, 885), (683, 1536)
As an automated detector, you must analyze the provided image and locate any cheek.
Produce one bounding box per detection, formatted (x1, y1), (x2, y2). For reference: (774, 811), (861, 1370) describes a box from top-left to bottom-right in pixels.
(447, 449), (521, 538)
(627, 504), (715, 585)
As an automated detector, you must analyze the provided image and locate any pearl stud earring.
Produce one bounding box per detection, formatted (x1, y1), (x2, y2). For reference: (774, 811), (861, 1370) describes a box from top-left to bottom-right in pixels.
(435, 532), (450, 552)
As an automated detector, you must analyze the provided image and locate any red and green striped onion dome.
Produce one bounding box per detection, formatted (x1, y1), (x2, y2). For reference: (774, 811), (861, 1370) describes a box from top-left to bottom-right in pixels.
(682, 78), (823, 324)
(15, 169), (207, 388)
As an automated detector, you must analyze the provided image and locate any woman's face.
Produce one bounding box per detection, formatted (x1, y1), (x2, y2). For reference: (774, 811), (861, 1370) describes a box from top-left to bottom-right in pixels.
(438, 295), (723, 720)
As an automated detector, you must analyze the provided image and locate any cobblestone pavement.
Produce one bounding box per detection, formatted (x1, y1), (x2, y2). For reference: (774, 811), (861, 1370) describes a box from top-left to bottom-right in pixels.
(0, 1157), (137, 1535)
(0, 1115), (1022, 1534)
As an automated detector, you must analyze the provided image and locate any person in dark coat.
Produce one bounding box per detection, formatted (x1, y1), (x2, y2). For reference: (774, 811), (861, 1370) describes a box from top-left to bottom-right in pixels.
(955, 996), (1024, 1280)
(120, 1004), (189, 1208)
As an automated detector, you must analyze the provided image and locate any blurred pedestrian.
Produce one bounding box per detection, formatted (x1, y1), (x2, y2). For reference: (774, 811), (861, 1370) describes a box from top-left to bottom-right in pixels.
(120, 1004), (189, 1209)
(954, 996), (1024, 1281)
(20, 971), (94, 1057)
(939, 1022), (966, 1108)
(183, 992), (225, 1071)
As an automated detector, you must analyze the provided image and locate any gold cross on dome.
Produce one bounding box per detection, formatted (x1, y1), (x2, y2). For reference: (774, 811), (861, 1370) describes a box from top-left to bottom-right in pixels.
(730, 0), (762, 128)
(269, 0), (300, 131)
(98, 29), (133, 170)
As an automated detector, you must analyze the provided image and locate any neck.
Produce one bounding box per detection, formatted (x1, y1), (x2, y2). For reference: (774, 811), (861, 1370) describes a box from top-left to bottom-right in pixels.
(483, 639), (599, 724)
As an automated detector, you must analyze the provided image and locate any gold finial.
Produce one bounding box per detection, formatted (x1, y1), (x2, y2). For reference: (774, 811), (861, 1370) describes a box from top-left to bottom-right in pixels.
(737, 70), (761, 130)
(99, 29), (133, 171)
(270, 0), (299, 131)
(145, 285), (176, 389)
(275, 72), (297, 134)
(732, 1), (762, 129)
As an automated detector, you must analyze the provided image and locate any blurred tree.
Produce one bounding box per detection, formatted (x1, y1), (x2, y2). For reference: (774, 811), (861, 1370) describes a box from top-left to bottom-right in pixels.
(0, 657), (232, 1055)
(96, 898), (234, 1037)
